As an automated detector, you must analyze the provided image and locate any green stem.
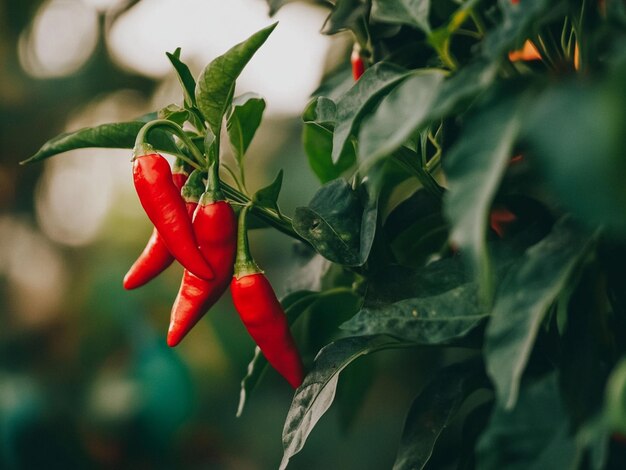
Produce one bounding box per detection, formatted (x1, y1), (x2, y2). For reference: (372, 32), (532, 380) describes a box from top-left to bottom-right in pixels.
(134, 119), (205, 164)
(234, 205), (262, 278)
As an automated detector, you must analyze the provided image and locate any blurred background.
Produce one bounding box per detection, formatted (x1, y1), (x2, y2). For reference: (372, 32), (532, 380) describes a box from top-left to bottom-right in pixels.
(0, 0), (430, 468)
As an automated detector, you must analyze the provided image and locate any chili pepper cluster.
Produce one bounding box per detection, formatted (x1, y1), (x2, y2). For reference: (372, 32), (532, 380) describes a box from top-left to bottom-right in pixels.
(125, 138), (304, 389)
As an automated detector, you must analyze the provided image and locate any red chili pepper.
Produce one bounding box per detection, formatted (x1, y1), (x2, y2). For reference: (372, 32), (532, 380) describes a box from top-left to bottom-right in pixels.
(230, 206), (305, 388)
(123, 159), (190, 290)
(132, 152), (214, 280)
(351, 48), (365, 81)
(168, 175), (237, 347)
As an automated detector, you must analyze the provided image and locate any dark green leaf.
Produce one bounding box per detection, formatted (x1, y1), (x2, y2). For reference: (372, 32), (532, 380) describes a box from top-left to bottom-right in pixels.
(371, 0), (431, 33)
(485, 218), (595, 409)
(358, 70), (445, 169)
(21, 121), (178, 164)
(322, 0), (368, 35)
(293, 179), (378, 266)
(443, 86), (528, 302)
(195, 23), (276, 136)
(253, 170), (283, 214)
(158, 103), (189, 126)
(331, 63), (409, 163)
(476, 374), (579, 470)
(394, 362), (484, 470)
(280, 335), (410, 470)
(226, 93), (266, 165)
(166, 48), (197, 107)
(606, 358), (626, 434)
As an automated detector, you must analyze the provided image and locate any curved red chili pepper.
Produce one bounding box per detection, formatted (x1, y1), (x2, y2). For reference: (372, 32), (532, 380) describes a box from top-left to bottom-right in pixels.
(132, 153), (214, 280)
(123, 164), (189, 290)
(351, 49), (365, 81)
(230, 206), (304, 388)
(167, 196), (237, 347)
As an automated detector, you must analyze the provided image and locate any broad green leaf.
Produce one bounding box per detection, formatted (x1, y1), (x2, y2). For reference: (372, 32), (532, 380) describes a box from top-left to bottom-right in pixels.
(485, 218), (594, 409)
(293, 179), (378, 266)
(443, 85), (528, 303)
(358, 70), (445, 169)
(322, 0), (368, 35)
(523, 72), (626, 233)
(331, 63), (409, 163)
(253, 170), (283, 215)
(371, 0), (431, 33)
(158, 103), (189, 126)
(237, 290), (319, 417)
(341, 284), (487, 345)
(21, 121), (178, 164)
(226, 93), (266, 165)
(195, 23), (277, 136)
(605, 358), (626, 434)
(476, 374), (579, 470)
(394, 362), (484, 470)
(166, 48), (197, 107)
(280, 335), (411, 470)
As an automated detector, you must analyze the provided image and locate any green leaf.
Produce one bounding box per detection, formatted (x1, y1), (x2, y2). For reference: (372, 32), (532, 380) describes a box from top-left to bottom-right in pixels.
(322, 0), (368, 35)
(237, 290), (319, 417)
(394, 362), (484, 470)
(253, 170), (283, 214)
(158, 103), (189, 126)
(476, 373), (579, 470)
(371, 0), (431, 33)
(443, 85), (528, 303)
(358, 70), (445, 169)
(195, 23), (277, 136)
(280, 335), (410, 470)
(226, 93), (266, 165)
(331, 63), (409, 163)
(21, 121), (178, 164)
(166, 48), (197, 108)
(485, 218), (595, 409)
(341, 284), (487, 345)
(605, 358), (626, 435)
(293, 179), (378, 266)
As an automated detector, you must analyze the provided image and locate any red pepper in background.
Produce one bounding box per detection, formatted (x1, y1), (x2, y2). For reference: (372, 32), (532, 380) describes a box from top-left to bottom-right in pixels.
(351, 46), (365, 81)
(167, 172), (237, 347)
(230, 206), (305, 389)
(132, 152), (214, 280)
(124, 159), (190, 290)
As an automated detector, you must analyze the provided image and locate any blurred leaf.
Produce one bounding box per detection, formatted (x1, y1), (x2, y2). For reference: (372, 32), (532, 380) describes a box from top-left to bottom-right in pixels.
(253, 170), (283, 214)
(322, 0), (368, 35)
(485, 218), (595, 409)
(280, 335), (411, 469)
(237, 290), (319, 417)
(331, 63), (409, 163)
(443, 85), (527, 303)
(523, 72), (626, 233)
(371, 0), (431, 33)
(227, 93), (266, 166)
(293, 179), (378, 266)
(605, 358), (626, 434)
(21, 122), (178, 164)
(358, 70), (445, 169)
(394, 362), (484, 470)
(476, 373), (579, 470)
(158, 103), (189, 126)
(341, 283), (486, 345)
(166, 48), (197, 107)
(195, 23), (276, 136)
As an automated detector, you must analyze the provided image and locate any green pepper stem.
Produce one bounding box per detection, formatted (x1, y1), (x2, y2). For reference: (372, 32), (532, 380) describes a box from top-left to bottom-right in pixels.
(134, 119), (206, 165)
(234, 205), (263, 278)
(202, 162), (225, 204)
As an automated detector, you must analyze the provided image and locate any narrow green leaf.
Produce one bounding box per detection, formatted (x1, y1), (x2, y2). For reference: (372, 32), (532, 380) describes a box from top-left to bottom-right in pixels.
(371, 0), (431, 33)
(253, 170), (283, 214)
(394, 362), (484, 470)
(280, 335), (410, 469)
(358, 70), (445, 169)
(331, 63), (409, 163)
(226, 93), (266, 165)
(21, 121), (178, 164)
(485, 218), (595, 409)
(293, 179), (378, 266)
(476, 374), (579, 470)
(195, 23), (277, 136)
(443, 86), (527, 302)
(341, 284), (486, 345)
(605, 358), (626, 434)
(166, 48), (197, 107)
